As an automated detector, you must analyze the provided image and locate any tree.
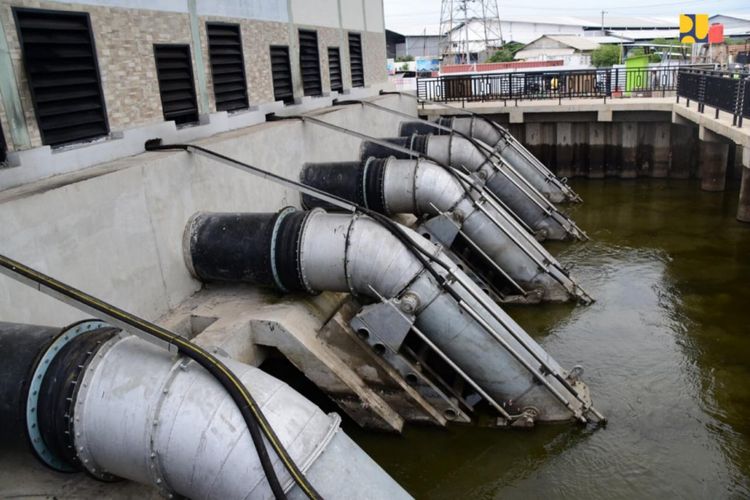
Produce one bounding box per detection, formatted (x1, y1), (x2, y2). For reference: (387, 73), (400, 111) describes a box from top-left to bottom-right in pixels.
(487, 42), (524, 63)
(395, 55), (414, 62)
(591, 44), (620, 67)
(627, 47), (661, 63)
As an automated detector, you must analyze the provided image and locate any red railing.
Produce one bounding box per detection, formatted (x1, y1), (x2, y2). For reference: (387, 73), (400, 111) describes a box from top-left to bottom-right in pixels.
(440, 60), (564, 74)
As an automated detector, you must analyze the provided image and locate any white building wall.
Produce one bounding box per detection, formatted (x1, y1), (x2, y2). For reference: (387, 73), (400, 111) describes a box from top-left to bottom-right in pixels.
(290, 0), (339, 28)
(340, 0), (365, 30)
(364, 0), (384, 32)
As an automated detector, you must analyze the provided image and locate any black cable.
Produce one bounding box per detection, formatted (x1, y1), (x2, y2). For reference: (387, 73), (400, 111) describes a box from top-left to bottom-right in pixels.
(0, 253), (305, 499)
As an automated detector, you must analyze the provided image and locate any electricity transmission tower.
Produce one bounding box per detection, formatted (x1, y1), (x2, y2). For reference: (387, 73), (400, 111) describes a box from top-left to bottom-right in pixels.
(439, 0), (504, 64)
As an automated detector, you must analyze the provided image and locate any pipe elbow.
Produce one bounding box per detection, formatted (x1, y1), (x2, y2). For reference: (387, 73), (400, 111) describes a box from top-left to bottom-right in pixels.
(300, 211), (428, 299)
(382, 159), (465, 216)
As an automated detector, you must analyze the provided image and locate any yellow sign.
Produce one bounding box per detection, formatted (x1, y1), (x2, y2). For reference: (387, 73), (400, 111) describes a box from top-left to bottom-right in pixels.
(680, 14), (709, 43)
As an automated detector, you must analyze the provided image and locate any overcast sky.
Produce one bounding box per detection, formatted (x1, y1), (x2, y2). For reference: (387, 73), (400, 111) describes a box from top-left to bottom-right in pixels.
(383, 0), (750, 33)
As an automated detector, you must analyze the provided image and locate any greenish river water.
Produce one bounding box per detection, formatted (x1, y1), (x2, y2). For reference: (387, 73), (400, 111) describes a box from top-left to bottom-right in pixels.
(349, 179), (750, 499)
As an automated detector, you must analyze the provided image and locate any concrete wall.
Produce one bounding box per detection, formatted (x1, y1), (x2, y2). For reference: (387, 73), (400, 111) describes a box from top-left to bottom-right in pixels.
(0, 94), (416, 326)
(501, 118), (704, 179)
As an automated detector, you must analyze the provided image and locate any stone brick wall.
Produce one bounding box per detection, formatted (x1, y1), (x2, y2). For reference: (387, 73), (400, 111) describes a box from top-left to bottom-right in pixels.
(0, 1), (196, 149)
(363, 30), (387, 87)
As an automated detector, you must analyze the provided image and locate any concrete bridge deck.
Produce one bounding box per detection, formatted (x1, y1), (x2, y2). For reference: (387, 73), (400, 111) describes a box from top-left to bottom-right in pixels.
(420, 97), (750, 221)
(422, 97), (750, 158)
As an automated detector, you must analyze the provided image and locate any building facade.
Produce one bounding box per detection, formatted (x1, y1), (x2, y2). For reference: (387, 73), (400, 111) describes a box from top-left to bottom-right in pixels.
(0, 0), (388, 189)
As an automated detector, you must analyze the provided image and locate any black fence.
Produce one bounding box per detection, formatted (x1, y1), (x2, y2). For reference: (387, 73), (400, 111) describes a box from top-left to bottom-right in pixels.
(676, 68), (750, 127)
(416, 65), (709, 104)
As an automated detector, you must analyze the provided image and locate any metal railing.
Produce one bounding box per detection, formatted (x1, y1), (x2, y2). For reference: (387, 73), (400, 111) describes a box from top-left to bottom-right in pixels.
(676, 67), (750, 127)
(416, 65), (709, 104)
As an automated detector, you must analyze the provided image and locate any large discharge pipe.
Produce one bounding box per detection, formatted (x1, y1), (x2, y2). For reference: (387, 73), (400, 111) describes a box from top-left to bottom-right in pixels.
(0, 320), (410, 499)
(299, 158), (589, 303)
(185, 210), (598, 423)
(400, 116), (580, 204)
(360, 134), (585, 241)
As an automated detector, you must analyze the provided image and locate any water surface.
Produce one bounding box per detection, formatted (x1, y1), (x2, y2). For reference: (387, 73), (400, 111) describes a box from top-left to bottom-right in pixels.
(349, 179), (750, 499)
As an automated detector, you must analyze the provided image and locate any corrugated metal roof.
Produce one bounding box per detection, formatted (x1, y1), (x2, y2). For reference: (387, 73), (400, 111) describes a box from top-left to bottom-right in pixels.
(526, 35), (601, 51)
(514, 47), (576, 59)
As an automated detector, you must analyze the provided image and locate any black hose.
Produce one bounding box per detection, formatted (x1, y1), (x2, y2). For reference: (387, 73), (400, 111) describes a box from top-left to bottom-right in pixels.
(0, 254), (309, 500)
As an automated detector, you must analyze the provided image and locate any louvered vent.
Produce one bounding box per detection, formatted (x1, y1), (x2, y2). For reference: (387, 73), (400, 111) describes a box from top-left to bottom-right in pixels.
(153, 44), (199, 125)
(328, 47), (343, 92)
(270, 45), (294, 104)
(298, 30), (322, 97)
(348, 33), (364, 88)
(13, 7), (109, 147)
(207, 23), (248, 112)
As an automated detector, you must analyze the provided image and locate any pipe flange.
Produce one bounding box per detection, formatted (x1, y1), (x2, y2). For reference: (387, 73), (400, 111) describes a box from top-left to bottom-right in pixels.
(72, 331), (126, 481)
(411, 157), (421, 215)
(360, 156), (375, 209)
(296, 208), (323, 295)
(281, 413), (342, 493)
(269, 207), (298, 293)
(380, 156), (395, 216)
(144, 358), (187, 498)
(342, 212), (362, 298)
(26, 319), (112, 472)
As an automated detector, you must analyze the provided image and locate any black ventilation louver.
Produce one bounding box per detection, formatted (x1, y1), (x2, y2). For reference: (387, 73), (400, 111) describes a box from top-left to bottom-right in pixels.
(298, 30), (322, 96)
(270, 45), (294, 104)
(13, 7), (109, 147)
(153, 44), (199, 125)
(328, 47), (343, 92)
(348, 32), (364, 88)
(206, 23), (248, 112)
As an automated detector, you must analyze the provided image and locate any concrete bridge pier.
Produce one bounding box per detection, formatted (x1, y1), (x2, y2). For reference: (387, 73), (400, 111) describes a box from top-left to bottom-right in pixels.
(588, 123), (605, 179)
(738, 149), (750, 223)
(651, 122), (671, 178)
(621, 123), (638, 178)
(555, 122), (574, 178)
(698, 127), (729, 192)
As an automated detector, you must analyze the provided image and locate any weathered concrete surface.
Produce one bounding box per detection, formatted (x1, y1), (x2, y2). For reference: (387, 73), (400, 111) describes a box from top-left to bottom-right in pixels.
(0, 94), (416, 327)
(159, 284), (451, 431)
(699, 139), (729, 192)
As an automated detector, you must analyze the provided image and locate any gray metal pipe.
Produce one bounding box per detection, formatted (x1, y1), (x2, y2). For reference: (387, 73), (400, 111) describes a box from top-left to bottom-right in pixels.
(400, 117), (573, 204)
(298, 212), (590, 422)
(361, 134), (585, 241)
(435, 116), (581, 203)
(185, 210), (596, 423)
(1, 320), (410, 499)
(300, 158), (589, 303)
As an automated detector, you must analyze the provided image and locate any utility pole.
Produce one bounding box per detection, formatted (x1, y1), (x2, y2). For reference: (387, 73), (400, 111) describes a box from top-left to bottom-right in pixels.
(601, 10), (607, 34)
(439, 0), (503, 64)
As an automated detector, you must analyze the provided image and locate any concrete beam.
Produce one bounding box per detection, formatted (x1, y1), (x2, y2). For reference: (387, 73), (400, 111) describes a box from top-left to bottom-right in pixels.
(671, 111), (694, 127)
(597, 109), (613, 122)
(698, 125), (725, 143)
(508, 108), (524, 124)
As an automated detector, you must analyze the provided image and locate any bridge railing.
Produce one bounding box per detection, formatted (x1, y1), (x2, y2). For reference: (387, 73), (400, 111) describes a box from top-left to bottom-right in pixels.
(676, 67), (750, 127)
(415, 65), (708, 105)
